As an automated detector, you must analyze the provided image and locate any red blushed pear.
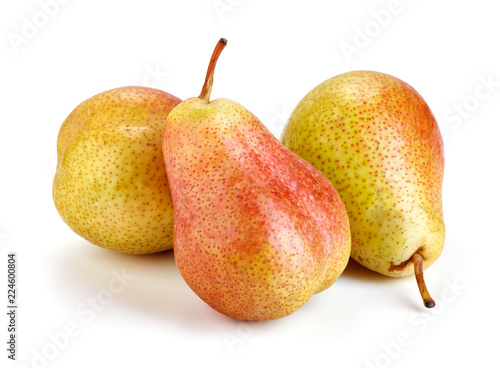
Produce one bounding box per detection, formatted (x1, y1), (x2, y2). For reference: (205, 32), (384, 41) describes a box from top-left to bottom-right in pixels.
(281, 70), (445, 308)
(162, 39), (351, 320)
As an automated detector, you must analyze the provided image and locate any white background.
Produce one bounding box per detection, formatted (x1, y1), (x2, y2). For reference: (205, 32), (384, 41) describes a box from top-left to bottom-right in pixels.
(1, 1), (499, 367)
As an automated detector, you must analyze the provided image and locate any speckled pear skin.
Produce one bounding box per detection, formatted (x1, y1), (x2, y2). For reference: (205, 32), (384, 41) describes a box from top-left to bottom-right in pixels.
(53, 87), (181, 254)
(281, 71), (445, 278)
(162, 97), (351, 320)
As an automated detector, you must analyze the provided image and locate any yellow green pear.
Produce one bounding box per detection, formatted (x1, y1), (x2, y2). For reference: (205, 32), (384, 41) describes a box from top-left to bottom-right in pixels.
(53, 87), (181, 254)
(281, 70), (445, 308)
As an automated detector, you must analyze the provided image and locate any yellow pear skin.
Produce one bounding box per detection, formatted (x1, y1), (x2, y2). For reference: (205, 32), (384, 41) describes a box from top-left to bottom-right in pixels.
(281, 71), (445, 307)
(53, 87), (181, 254)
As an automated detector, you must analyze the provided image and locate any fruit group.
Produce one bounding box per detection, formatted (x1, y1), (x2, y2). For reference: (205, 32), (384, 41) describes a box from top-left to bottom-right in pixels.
(53, 87), (181, 254)
(281, 70), (445, 308)
(162, 39), (351, 320)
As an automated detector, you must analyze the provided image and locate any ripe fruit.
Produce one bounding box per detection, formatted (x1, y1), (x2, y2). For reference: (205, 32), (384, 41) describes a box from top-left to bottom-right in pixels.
(162, 39), (351, 320)
(281, 70), (445, 308)
(53, 87), (181, 254)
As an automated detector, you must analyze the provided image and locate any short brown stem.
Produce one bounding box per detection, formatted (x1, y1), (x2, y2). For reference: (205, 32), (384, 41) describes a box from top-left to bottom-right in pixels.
(198, 38), (227, 102)
(411, 252), (435, 308)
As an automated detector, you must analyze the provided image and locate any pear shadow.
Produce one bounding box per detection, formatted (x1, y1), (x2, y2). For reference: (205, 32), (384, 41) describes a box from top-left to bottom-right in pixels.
(340, 258), (422, 309)
(340, 258), (392, 283)
(54, 240), (236, 332)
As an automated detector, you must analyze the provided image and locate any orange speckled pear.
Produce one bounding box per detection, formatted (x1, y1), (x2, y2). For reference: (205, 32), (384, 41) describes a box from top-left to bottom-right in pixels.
(281, 71), (445, 308)
(53, 87), (181, 254)
(162, 39), (351, 320)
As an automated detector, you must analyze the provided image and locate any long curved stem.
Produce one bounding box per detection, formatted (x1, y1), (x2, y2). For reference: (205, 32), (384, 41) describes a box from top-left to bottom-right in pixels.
(411, 252), (435, 308)
(198, 38), (227, 102)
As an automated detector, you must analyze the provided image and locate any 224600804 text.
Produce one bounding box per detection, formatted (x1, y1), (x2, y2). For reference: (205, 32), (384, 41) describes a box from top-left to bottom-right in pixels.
(7, 253), (17, 360)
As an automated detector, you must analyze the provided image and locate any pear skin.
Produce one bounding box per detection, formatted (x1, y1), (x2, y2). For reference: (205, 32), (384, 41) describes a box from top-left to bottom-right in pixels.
(53, 87), (181, 254)
(281, 70), (445, 308)
(162, 39), (351, 320)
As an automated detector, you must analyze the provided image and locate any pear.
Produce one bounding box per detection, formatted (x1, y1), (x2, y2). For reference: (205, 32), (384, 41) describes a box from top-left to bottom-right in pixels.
(281, 70), (445, 308)
(53, 87), (181, 254)
(162, 39), (351, 320)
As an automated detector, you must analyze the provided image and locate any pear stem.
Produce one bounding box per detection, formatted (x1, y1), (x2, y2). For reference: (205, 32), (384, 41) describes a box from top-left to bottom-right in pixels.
(198, 38), (227, 102)
(411, 252), (435, 308)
